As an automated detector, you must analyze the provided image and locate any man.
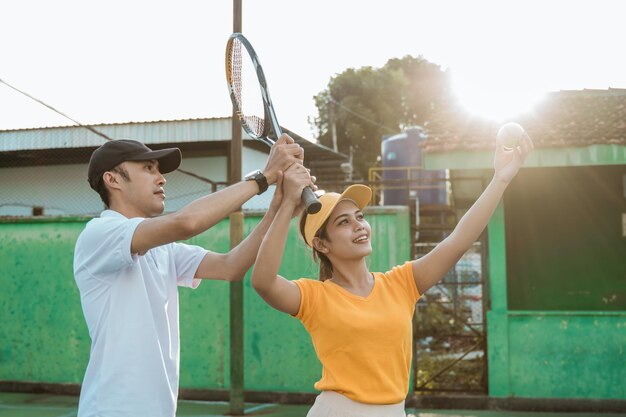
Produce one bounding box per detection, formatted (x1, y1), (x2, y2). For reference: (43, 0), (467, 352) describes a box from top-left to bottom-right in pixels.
(73, 136), (305, 417)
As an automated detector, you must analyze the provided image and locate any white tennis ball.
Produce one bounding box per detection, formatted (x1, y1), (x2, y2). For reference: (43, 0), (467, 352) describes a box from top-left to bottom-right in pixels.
(497, 122), (525, 150)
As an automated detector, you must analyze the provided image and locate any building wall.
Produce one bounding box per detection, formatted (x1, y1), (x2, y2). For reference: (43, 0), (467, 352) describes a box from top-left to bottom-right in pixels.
(487, 199), (626, 401)
(0, 207), (410, 392)
(423, 144), (626, 170)
(488, 310), (626, 400)
(0, 147), (271, 217)
(505, 166), (625, 311)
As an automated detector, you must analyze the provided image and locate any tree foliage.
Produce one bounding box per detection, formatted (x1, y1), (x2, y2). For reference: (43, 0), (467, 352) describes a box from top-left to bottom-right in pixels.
(311, 55), (453, 180)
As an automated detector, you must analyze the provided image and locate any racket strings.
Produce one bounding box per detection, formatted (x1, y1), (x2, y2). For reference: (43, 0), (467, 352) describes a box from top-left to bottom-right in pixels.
(244, 115), (264, 136)
(230, 39), (244, 109)
(228, 38), (265, 137)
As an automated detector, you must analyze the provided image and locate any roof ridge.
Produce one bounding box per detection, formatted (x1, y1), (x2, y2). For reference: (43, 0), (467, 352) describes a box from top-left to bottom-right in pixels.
(549, 88), (626, 96)
(0, 116), (232, 133)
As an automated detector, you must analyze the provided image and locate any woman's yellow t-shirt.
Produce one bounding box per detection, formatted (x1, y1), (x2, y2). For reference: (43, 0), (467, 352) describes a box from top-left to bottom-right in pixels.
(293, 261), (421, 404)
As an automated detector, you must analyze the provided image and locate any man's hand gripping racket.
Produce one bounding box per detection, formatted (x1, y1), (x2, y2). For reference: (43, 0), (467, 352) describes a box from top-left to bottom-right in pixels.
(225, 32), (322, 214)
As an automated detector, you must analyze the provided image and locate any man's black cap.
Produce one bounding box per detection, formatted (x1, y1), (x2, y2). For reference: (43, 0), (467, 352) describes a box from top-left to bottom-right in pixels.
(88, 139), (182, 190)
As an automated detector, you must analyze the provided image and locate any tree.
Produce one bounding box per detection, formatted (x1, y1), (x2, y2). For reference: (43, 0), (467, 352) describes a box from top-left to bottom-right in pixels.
(311, 56), (452, 180)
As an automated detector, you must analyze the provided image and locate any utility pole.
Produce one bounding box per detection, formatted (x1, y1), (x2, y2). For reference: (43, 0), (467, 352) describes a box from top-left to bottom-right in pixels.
(229, 0), (244, 414)
(329, 99), (338, 152)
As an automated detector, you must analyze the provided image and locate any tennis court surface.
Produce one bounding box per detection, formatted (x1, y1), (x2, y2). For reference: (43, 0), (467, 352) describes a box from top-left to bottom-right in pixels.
(2, 393), (626, 417)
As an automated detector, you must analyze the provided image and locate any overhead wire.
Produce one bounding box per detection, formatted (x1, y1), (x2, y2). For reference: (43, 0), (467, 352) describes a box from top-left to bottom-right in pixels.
(0, 78), (218, 185)
(0, 78), (399, 184)
(328, 97), (397, 134)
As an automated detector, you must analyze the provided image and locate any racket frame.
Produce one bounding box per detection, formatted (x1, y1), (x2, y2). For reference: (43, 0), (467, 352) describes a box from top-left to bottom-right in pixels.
(225, 32), (321, 214)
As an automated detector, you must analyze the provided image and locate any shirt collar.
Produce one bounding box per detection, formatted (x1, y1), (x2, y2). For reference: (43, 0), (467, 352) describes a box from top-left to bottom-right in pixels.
(101, 209), (128, 219)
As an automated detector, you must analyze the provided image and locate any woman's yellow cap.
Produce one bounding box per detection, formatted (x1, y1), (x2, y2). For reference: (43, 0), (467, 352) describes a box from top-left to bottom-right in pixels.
(303, 184), (372, 246)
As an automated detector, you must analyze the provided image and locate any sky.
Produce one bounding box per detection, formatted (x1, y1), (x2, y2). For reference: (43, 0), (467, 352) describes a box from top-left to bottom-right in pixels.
(2, 0), (625, 139)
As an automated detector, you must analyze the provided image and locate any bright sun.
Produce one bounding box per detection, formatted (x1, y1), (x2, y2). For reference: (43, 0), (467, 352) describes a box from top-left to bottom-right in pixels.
(451, 73), (547, 122)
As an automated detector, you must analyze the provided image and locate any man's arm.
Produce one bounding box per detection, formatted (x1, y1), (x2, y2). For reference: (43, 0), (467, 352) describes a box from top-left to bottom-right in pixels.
(132, 180), (260, 255)
(195, 169), (314, 282)
(131, 135), (303, 255)
(193, 199), (276, 281)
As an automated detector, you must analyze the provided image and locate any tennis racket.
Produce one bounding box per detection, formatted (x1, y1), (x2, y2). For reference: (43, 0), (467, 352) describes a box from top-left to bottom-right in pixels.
(225, 32), (321, 214)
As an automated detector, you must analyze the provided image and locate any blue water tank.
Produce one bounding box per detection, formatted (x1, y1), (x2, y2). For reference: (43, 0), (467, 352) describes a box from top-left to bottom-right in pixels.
(381, 127), (447, 206)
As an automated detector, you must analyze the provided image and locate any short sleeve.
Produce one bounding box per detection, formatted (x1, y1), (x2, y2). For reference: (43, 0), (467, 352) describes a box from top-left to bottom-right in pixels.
(292, 278), (320, 328)
(75, 215), (144, 278)
(383, 261), (421, 304)
(170, 242), (208, 289)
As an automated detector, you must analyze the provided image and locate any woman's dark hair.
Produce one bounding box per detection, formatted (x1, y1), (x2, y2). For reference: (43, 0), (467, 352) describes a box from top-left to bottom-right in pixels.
(95, 165), (130, 208)
(299, 211), (333, 281)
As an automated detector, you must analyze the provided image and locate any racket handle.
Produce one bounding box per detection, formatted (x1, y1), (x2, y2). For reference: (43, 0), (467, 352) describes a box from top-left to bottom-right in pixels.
(302, 187), (322, 214)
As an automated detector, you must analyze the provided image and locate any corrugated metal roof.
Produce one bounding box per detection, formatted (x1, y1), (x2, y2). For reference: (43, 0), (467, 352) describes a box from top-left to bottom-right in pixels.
(0, 117), (234, 152)
(0, 117), (351, 181)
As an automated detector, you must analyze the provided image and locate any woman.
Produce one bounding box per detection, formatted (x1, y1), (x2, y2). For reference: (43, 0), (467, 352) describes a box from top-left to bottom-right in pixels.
(252, 134), (533, 416)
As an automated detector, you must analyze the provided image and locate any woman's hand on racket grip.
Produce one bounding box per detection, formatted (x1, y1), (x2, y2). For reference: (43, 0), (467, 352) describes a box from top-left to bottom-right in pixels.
(282, 163), (315, 206)
(267, 171), (285, 215)
(263, 134), (304, 184)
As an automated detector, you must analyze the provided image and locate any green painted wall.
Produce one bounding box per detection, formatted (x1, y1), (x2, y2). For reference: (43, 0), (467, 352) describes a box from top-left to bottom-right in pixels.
(486, 165), (626, 400)
(505, 166), (626, 311)
(488, 311), (626, 399)
(424, 144), (626, 170)
(0, 207), (410, 393)
(0, 219), (90, 384)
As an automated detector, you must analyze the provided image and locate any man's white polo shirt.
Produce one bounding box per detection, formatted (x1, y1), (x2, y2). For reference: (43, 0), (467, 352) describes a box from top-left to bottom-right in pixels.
(73, 210), (207, 417)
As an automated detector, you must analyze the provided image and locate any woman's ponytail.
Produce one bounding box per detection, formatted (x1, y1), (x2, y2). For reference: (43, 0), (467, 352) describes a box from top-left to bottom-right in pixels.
(299, 212), (333, 281)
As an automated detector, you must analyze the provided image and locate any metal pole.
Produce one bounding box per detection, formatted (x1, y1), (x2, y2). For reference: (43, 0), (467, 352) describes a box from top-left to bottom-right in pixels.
(329, 100), (338, 153)
(229, 0), (244, 414)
